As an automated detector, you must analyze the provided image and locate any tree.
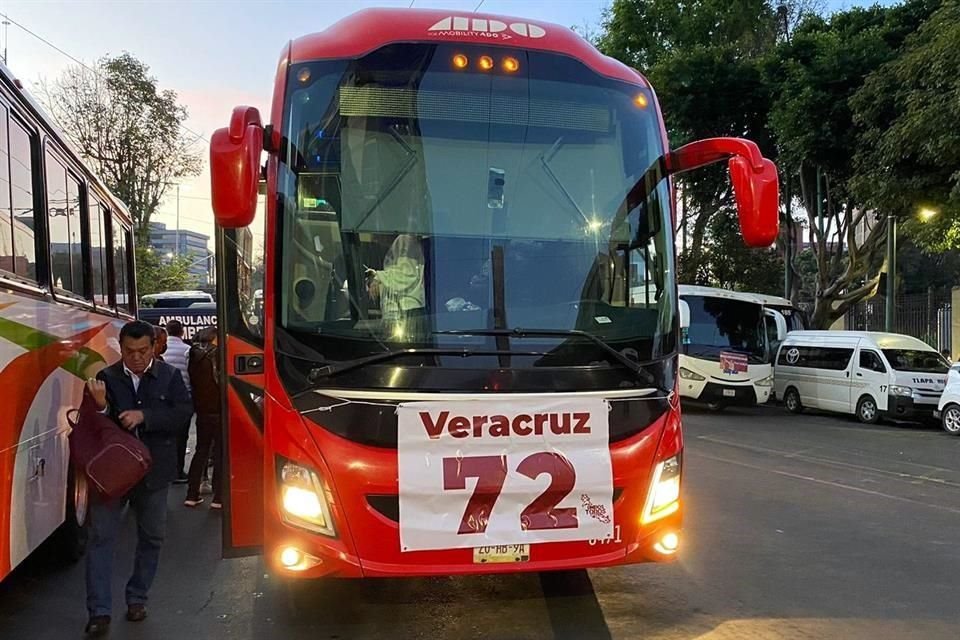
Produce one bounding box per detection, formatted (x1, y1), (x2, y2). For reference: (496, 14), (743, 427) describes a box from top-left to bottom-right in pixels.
(762, 0), (941, 327)
(600, 0), (782, 286)
(39, 53), (201, 246)
(851, 0), (960, 252)
(134, 247), (198, 296)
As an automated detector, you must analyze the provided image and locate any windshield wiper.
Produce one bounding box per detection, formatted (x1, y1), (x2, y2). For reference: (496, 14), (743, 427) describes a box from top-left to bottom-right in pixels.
(306, 347), (547, 381)
(433, 327), (659, 387)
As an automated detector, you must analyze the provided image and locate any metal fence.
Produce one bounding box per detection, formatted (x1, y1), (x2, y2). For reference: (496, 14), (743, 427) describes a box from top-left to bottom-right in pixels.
(845, 288), (952, 352)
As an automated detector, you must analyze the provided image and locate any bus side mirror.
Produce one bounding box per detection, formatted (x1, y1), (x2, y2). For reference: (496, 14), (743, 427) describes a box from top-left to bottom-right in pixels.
(679, 299), (690, 330)
(210, 106), (264, 228)
(765, 308), (788, 342)
(667, 137), (779, 248)
(729, 156), (779, 248)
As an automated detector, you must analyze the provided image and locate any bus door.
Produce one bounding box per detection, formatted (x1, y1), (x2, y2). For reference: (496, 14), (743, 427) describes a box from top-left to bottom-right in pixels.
(216, 226), (265, 557)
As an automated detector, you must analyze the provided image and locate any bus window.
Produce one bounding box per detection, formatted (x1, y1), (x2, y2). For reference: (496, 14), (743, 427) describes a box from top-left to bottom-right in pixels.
(0, 104), (12, 274)
(90, 198), (109, 307)
(67, 172), (85, 297)
(113, 224), (131, 313)
(8, 118), (37, 281)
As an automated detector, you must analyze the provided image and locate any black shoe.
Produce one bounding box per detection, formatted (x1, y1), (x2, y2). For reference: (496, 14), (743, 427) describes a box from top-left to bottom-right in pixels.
(85, 615), (111, 636)
(126, 604), (148, 622)
(172, 472), (188, 485)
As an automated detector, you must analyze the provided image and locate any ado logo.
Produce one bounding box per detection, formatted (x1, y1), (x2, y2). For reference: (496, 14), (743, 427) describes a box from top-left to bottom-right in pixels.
(428, 16), (546, 39)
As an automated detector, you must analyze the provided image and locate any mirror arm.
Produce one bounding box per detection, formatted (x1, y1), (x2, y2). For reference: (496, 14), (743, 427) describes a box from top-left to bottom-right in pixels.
(666, 137), (765, 176)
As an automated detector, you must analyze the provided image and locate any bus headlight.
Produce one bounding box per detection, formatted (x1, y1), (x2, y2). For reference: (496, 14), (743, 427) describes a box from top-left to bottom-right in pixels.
(641, 454), (681, 524)
(756, 375), (774, 387)
(890, 385), (913, 397)
(278, 458), (336, 537)
(679, 367), (705, 381)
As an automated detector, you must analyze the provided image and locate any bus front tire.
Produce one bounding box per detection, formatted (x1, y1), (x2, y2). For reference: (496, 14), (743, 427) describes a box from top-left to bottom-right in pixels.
(783, 388), (803, 414)
(856, 395), (880, 425)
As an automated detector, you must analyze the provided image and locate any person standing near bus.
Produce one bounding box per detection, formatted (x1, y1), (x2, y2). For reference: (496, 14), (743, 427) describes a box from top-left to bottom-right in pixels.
(153, 326), (168, 362)
(83, 320), (192, 636)
(184, 327), (222, 509)
(163, 320), (192, 483)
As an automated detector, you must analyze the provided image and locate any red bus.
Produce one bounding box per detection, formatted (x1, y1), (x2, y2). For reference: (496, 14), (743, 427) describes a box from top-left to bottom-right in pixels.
(210, 8), (778, 578)
(0, 61), (138, 583)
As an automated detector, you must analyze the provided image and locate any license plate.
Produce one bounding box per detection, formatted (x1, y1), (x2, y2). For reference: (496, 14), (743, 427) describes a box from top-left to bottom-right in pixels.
(723, 389), (736, 397)
(473, 544), (530, 564)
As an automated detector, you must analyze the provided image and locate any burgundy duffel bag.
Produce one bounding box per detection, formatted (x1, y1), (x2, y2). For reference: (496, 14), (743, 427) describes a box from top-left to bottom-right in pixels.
(68, 391), (152, 499)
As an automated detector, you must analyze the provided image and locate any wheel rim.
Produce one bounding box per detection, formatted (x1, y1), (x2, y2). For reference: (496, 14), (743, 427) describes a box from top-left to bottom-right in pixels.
(786, 393), (797, 410)
(945, 408), (960, 433)
(73, 472), (88, 526)
(861, 400), (877, 421)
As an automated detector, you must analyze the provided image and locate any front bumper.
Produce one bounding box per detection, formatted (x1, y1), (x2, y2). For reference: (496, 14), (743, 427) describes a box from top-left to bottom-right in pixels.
(886, 395), (937, 420)
(698, 382), (762, 406)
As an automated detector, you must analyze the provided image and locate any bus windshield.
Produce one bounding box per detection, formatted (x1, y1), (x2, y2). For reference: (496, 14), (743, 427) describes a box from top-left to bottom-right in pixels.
(683, 295), (766, 363)
(276, 44), (676, 388)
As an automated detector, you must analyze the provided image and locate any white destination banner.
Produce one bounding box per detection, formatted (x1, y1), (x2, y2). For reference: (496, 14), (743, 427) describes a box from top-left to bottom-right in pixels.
(397, 397), (614, 552)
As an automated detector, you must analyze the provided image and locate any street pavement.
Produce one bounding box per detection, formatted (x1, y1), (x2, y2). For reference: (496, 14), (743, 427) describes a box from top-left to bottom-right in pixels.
(2, 404), (959, 639)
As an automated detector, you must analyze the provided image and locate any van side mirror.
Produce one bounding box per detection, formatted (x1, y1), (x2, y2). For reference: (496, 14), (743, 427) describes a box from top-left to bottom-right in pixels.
(210, 106), (264, 228)
(667, 137), (779, 247)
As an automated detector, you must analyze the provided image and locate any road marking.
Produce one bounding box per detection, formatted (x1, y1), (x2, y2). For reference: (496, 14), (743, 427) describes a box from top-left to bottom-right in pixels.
(695, 435), (960, 487)
(689, 450), (960, 516)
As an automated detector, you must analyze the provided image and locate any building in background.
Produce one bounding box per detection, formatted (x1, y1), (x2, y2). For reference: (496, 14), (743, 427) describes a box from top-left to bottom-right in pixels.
(148, 222), (213, 284)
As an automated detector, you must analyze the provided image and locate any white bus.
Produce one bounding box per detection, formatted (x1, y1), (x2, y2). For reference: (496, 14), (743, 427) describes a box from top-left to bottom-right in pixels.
(678, 285), (786, 409)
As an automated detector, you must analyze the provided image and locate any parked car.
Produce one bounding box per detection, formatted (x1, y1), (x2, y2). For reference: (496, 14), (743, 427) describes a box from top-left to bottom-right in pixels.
(935, 362), (960, 435)
(774, 331), (948, 424)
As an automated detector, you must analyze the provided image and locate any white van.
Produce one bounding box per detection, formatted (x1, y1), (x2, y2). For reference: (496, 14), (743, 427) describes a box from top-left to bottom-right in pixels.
(774, 331), (948, 423)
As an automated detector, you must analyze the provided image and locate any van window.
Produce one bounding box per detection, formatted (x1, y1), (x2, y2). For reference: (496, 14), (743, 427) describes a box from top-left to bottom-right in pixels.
(778, 345), (852, 370)
(859, 350), (886, 373)
(882, 349), (948, 374)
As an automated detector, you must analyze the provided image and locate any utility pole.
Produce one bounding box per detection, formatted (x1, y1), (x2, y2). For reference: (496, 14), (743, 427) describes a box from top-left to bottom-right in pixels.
(2, 20), (10, 65)
(885, 213), (897, 332)
(175, 183), (181, 257)
(784, 174), (792, 299)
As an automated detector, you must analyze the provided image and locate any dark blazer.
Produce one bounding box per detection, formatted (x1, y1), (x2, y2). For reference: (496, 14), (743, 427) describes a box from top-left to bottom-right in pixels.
(97, 360), (193, 490)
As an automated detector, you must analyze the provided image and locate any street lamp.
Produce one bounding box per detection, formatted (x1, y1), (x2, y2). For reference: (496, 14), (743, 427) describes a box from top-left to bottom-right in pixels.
(885, 207), (939, 332)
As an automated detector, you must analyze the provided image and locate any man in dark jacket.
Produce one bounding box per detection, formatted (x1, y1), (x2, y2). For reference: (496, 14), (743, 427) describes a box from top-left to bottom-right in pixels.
(83, 320), (192, 636)
(184, 326), (222, 508)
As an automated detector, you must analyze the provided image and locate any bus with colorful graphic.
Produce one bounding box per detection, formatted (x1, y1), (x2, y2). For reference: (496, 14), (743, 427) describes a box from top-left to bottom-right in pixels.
(0, 62), (137, 582)
(678, 285), (787, 410)
(209, 8), (778, 577)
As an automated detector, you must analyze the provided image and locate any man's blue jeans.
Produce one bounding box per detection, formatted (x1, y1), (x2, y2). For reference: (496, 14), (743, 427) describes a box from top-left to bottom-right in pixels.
(85, 483), (169, 617)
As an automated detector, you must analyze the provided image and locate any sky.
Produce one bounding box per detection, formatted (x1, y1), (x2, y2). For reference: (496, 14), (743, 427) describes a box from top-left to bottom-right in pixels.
(0, 0), (884, 249)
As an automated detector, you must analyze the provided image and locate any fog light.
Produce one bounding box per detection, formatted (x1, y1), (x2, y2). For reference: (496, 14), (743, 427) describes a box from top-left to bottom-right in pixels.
(280, 546), (303, 568)
(278, 545), (322, 572)
(654, 532), (679, 555)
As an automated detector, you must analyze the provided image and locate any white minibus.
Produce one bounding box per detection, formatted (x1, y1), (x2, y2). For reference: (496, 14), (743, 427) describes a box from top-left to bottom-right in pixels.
(774, 331), (948, 423)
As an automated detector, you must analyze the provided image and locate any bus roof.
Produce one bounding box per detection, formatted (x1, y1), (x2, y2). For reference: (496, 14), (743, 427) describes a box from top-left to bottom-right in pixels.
(750, 292), (794, 307)
(784, 331), (935, 351)
(288, 8), (649, 87)
(678, 285), (767, 305)
(0, 61), (134, 227)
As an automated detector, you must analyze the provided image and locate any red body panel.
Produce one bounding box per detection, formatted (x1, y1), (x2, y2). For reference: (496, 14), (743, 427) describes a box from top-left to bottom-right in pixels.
(261, 400), (682, 578)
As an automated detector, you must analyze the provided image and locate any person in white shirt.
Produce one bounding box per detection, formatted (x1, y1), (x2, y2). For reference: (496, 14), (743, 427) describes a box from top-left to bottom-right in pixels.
(164, 320), (193, 483)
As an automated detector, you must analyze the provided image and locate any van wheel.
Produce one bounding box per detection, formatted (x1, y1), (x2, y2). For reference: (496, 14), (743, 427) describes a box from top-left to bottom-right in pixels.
(856, 396), (880, 424)
(49, 467), (89, 563)
(941, 404), (960, 435)
(784, 388), (803, 414)
(706, 402), (726, 411)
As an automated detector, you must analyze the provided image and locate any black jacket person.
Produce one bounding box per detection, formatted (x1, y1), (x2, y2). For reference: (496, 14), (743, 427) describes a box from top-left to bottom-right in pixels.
(82, 320), (192, 636)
